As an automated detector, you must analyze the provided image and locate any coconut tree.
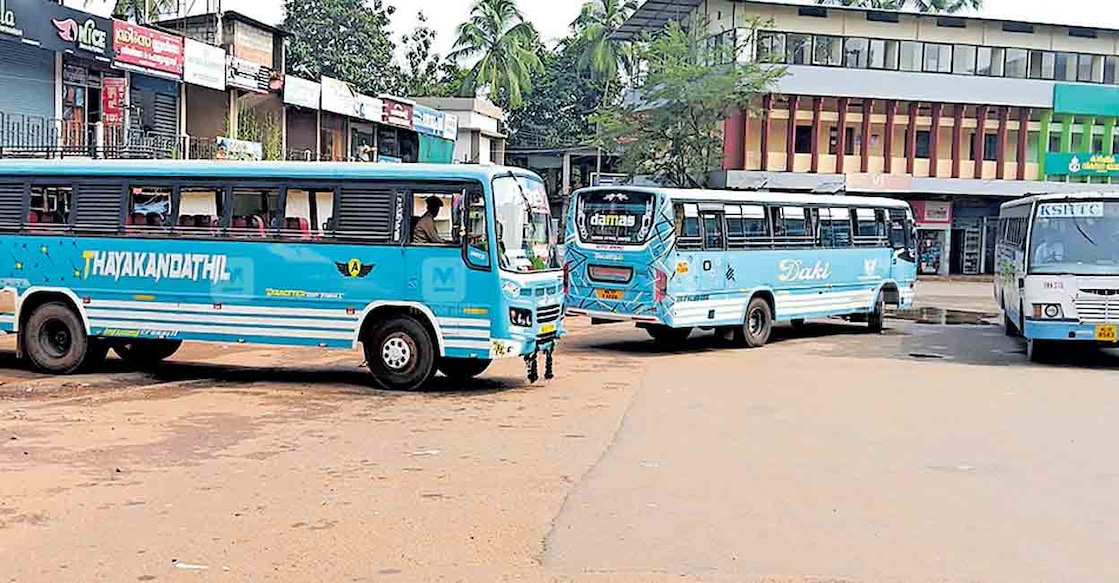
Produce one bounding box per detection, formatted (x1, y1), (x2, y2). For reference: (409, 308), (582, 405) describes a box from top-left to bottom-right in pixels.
(571, 0), (639, 84)
(816, 0), (982, 13)
(450, 0), (543, 109)
(84, 0), (177, 23)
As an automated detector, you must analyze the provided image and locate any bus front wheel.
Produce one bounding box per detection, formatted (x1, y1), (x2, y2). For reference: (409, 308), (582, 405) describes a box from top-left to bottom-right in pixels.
(113, 339), (183, 367)
(438, 357), (492, 381)
(364, 316), (436, 391)
(22, 302), (93, 375)
(1027, 339), (1048, 363)
(645, 325), (692, 346)
(738, 297), (773, 348)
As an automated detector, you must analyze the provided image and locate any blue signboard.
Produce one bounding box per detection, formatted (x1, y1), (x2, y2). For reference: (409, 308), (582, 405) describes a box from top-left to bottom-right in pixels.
(412, 104), (445, 137)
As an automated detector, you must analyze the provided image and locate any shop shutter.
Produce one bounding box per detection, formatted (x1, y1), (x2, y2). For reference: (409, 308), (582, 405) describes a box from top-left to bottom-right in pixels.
(336, 185), (395, 243)
(130, 75), (180, 136)
(0, 43), (55, 120)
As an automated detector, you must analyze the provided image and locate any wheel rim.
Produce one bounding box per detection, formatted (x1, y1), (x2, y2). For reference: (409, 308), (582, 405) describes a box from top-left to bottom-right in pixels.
(748, 308), (765, 336)
(381, 334), (415, 371)
(39, 318), (72, 359)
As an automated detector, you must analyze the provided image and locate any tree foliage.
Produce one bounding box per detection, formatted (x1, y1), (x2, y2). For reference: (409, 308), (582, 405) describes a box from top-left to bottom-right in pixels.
(86, 0), (175, 24)
(596, 19), (785, 187)
(506, 42), (608, 149)
(571, 0), (638, 85)
(450, 0), (544, 109)
(401, 12), (467, 98)
(283, 0), (401, 96)
(816, 0), (981, 13)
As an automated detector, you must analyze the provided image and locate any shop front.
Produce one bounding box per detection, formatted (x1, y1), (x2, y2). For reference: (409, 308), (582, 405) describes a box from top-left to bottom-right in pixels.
(910, 200), (953, 276)
(283, 76), (320, 160)
(112, 20), (185, 141)
(413, 104), (454, 164)
(378, 97), (417, 163)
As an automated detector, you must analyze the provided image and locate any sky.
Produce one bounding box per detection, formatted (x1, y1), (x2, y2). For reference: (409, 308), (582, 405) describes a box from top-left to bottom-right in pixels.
(73, 0), (1119, 58)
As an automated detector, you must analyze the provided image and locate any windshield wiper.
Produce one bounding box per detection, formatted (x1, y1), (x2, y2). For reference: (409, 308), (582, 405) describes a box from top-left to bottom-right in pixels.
(1073, 217), (1098, 247)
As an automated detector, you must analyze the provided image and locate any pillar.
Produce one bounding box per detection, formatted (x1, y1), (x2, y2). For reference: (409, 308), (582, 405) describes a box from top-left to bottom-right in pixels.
(1016, 107), (1031, 181)
(1036, 110), (1052, 180)
(951, 104), (964, 179)
(906, 102), (918, 175)
(996, 107), (1009, 180)
(835, 97), (849, 174)
(974, 105), (989, 179)
(860, 99), (874, 173)
(930, 103), (942, 177)
(786, 95), (799, 172)
(722, 108), (746, 170)
(884, 100), (897, 174)
(810, 97), (822, 173)
(760, 94), (772, 171)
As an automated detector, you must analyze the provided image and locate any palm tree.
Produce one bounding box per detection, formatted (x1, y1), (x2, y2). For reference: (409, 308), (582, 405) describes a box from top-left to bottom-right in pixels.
(571, 0), (639, 83)
(450, 0), (543, 109)
(816, 0), (982, 13)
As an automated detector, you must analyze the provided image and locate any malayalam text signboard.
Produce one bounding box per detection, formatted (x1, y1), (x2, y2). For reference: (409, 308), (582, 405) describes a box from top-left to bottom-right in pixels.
(102, 77), (126, 125)
(1046, 152), (1119, 177)
(112, 20), (184, 79)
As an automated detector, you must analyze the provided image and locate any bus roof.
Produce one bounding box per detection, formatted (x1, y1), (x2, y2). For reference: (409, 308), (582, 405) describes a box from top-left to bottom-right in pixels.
(575, 186), (912, 210)
(1001, 191), (1119, 210)
(0, 159), (538, 182)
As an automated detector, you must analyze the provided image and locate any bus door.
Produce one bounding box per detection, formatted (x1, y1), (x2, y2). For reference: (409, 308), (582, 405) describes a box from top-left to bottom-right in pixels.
(888, 208), (917, 279)
(698, 204), (727, 296)
(405, 186), (495, 318)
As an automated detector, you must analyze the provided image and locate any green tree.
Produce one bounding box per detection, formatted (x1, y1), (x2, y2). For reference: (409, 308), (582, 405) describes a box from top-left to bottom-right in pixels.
(450, 0), (543, 109)
(816, 0), (981, 13)
(86, 0), (175, 23)
(401, 12), (467, 98)
(596, 18), (785, 187)
(571, 0), (638, 86)
(283, 0), (402, 96)
(507, 42), (607, 149)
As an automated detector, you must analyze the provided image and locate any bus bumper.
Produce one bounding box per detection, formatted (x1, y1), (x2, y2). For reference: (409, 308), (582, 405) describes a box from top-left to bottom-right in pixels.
(1023, 319), (1118, 342)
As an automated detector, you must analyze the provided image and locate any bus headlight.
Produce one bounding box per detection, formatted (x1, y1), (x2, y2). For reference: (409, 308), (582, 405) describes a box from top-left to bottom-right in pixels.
(509, 307), (533, 327)
(1033, 304), (1063, 319)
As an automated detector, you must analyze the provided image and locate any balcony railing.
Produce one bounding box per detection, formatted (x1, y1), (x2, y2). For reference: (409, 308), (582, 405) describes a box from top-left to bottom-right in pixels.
(0, 112), (189, 160)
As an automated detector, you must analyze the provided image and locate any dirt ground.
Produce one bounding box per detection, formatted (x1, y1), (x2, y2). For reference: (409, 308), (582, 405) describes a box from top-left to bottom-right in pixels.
(2, 290), (1118, 582)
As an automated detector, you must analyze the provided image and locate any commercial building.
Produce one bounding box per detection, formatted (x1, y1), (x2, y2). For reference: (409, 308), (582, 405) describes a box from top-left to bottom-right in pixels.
(619, 0), (1119, 275)
(416, 97), (506, 165)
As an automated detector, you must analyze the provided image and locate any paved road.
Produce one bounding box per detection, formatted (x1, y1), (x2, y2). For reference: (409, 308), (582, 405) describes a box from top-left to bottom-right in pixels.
(1, 301), (1118, 582)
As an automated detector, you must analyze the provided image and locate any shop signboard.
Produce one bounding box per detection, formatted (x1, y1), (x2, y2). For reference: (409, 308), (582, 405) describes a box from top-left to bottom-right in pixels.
(1045, 152), (1119, 177)
(353, 94), (383, 123)
(102, 77), (126, 125)
(911, 200), (952, 226)
(215, 136), (263, 161)
(383, 98), (414, 129)
(284, 76), (320, 110)
(49, 9), (111, 58)
(231, 20), (273, 67)
(0, 0), (24, 40)
(112, 20), (184, 80)
(321, 76), (356, 117)
(226, 55), (271, 94)
(442, 113), (458, 141)
(183, 38), (226, 91)
(412, 105), (444, 137)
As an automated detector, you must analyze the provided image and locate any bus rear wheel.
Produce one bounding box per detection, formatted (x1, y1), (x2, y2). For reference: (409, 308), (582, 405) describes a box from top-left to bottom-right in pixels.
(645, 325), (692, 346)
(22, 302), (92, 375)
(113, 339), (183, 368)
(438, 357), (492, 381)
(364, 316), (436, 391)
(737, 297), (773, 348)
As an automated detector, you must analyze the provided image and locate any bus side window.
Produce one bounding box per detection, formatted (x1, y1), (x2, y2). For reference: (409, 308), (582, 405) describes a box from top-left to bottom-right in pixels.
(229, 187), (280, 239)
(410, 192), (458, 246)
(854, 208), (881, 243)
(676, 203), (702, 250)
(777, 206), (810, 244)
(725, 205), (744, 247)
(127, 185), (173, 234)
(282, 187), (335, 240)
(176, 186), (225, 237)
(888, 209), (908, 250)
(702, 211), (725, 250)
(28, 185), (73, 231)
(820, 208), (852, 248)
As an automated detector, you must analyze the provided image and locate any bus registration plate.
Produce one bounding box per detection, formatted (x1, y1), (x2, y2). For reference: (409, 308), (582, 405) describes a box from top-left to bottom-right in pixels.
(540, 322), (556, 335)
(1096, 325), (1118, 343)
(596, 289), (623, 300)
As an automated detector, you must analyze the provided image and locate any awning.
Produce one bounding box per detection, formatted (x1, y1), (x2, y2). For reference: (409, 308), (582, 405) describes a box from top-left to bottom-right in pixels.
(613, 0), (703, 41)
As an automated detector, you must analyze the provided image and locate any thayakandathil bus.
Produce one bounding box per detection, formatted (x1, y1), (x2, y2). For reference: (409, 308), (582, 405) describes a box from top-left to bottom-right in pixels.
(565, 187), (917, 346)
(0, 160), (564, 390)
(996, 192), (1119, 361)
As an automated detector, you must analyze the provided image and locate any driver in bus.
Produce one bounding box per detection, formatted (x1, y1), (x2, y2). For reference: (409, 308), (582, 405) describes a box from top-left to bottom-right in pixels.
(413, 196), (445, 245)
(1033, 226), (1065, 264)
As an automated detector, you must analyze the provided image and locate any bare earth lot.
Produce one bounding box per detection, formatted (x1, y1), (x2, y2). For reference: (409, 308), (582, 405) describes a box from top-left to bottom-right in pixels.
(3, 283), (1119, 582)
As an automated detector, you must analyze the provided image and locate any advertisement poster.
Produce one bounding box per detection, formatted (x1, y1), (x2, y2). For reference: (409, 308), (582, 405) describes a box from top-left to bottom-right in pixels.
(112, 20), (184, 79)
(284, 76), (321, 110)
(320, 76), (356, 117)
(412, 105), (444, 137)
(102, 77), (126, 125)
(226, 55), (271, 93)
(383, 98), (414, 129)
(183, 38), (226, 91)
(215, 136), (263, 161)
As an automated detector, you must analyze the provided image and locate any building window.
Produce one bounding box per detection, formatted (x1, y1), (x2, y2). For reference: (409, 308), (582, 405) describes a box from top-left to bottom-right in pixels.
(1029, 50), (1055, 80)
(757, 31), (786, 62)
(900, 41), (922, 72)
(787, 33), (811, 65)
(953, 45), (976, 75)
(1054, 52), (1077, 81)
(971, 134), (1000, 161)
(915, 130), (932, 158)
(1105, 56), (1118, 84)
(813, 35), (842, 66)
(844, 37), (869, 68)
(1005, 48), (1028, 78)
(868, 39), (899, 70)
(829, 127), (856, 156)
(1079, 54), (1104, 83)
(1093, 135), (1104, 153)
(1048, 134), (1062, 153)
(794, 125), (813, 154)
(977, 47), (1005, 76)
(923, 43), (952, 73)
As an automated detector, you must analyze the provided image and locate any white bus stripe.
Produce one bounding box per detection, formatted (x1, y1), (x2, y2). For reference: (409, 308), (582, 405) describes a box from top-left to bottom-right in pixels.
(85, 309), (357, 331)
(436, 317), (491, 328)
(89, 300), (357, 320)
(89, 319), (352, 341)
(441, 328), (491, 340)
(445, 340), (492, 351)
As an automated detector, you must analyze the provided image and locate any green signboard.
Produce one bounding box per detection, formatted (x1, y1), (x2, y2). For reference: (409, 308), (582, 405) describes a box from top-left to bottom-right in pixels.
(1045, 152), (1119, 177)
(1054, 84), (1119, 117)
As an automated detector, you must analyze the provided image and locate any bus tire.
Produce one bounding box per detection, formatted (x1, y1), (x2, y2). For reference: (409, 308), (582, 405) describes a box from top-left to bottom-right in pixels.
(739, 297), (773, 348)
(645, 325), (692, 346)
(83, 339), (111, 371)
(1027, 339), (1047, 363)
(1004, 313), (1019, 337)
(22, 302), (91, 375)
(113, 339), (183, 368)
(438, 357), (492, 381)
(868, 292), (886, 334)
(364, 315), (436, 391)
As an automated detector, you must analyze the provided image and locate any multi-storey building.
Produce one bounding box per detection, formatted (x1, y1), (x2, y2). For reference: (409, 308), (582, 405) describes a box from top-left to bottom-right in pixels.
(619, 0), (1119, 275)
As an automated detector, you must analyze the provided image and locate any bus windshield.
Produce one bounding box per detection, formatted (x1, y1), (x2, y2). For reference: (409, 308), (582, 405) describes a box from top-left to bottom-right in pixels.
(1030, 201), (1119, 275)
(574, 190), (655, 245)
(493, 175), (559, 273)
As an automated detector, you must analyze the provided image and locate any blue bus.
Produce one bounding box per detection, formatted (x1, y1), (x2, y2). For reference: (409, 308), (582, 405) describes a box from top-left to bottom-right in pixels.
(565, 187), (917, 346)
(995, 193), (1119, 362)
(0, 160), (564, 390)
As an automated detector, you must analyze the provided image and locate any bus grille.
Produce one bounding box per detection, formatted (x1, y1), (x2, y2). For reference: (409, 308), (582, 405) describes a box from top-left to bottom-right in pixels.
(1075, 294), (1119, 324)
(537, 304), (562, 323)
